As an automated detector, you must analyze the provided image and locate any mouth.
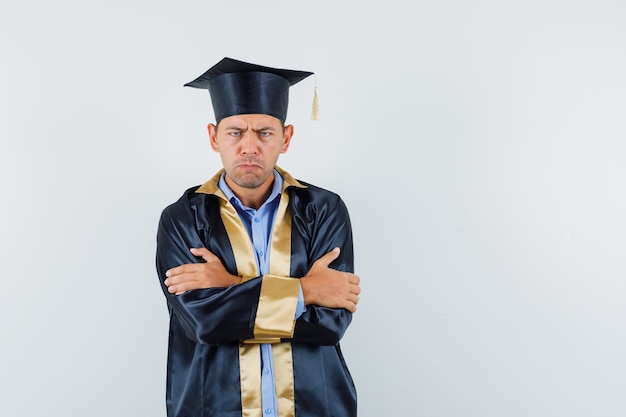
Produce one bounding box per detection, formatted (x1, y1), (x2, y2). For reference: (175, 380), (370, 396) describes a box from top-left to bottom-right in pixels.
(236, 160), (263, 170)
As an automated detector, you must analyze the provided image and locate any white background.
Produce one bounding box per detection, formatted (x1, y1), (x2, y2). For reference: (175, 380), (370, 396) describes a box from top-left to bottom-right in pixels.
(1, 1), (625, 416)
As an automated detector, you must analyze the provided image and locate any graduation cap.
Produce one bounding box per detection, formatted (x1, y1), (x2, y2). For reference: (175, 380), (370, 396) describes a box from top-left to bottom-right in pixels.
(184, 57), (316, 123)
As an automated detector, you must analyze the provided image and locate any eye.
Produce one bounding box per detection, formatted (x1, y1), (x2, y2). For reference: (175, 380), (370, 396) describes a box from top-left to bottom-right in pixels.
(228, 131), (241, 137)
(259, 131), (271, 138)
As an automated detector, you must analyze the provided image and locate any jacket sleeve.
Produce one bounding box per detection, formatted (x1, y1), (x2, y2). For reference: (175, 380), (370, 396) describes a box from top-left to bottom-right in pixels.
(155, 193), (265, 345)
(286, 190), (356, 346)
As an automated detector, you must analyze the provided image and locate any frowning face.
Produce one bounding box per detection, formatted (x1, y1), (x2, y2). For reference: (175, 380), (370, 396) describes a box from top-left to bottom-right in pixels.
(208, 113), (293, 205)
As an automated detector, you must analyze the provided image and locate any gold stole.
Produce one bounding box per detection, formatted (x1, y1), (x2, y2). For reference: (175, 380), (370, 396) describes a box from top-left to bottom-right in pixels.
(218, 189), (297, 417)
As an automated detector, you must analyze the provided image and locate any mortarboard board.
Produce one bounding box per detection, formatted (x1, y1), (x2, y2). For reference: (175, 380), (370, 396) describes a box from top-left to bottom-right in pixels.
(184, 57), (314, 123)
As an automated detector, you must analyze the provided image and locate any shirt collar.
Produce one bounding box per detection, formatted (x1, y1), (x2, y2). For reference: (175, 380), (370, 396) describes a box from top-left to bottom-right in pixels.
(195, 165), (307, 197)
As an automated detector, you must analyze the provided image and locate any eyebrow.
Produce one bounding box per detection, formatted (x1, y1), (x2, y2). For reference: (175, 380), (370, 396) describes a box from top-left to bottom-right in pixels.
(223, 125), (276, 132)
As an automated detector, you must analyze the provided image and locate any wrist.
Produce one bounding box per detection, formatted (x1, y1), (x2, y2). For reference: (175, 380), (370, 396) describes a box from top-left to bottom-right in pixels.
(299, 277), (313, 305)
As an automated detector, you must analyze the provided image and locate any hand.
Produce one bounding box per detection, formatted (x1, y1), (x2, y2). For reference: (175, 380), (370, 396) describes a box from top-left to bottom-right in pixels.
(300, 248), (361, 313)
(164, 247), (240, 295)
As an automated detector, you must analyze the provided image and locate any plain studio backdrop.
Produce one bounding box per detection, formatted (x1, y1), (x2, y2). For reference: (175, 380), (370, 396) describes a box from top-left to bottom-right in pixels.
(1, 1), (625, 416)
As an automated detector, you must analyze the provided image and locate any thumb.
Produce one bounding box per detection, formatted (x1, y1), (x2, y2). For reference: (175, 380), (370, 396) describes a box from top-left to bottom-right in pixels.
(190, 247), (214, 262)
(317, 247), (340, 267)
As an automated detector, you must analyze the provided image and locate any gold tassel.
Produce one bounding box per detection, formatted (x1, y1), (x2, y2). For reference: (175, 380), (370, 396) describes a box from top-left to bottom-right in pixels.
(311, 77), (320, 121)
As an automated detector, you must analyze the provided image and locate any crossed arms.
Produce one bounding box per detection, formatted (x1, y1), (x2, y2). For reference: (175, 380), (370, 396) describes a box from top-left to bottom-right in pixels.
(164, 246), (361, 312)
(156, 190), (361, 346)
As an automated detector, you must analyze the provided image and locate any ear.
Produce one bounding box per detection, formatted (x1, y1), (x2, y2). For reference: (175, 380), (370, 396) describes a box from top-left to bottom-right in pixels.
(280, 125), (294, 153)
(207, 123), (219, 152)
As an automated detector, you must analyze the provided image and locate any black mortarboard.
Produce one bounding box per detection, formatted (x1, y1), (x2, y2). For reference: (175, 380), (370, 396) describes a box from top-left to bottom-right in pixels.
(184, 57), (314, 123)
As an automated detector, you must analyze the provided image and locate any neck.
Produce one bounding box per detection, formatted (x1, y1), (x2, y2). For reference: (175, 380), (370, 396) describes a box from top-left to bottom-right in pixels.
(226, 175), (274, 210)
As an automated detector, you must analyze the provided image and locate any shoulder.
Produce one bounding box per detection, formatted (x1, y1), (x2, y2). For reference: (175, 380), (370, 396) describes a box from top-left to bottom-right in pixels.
(159, 184), (226, 231)
(160, 185), (218, 221)
(286, 179), (349, 217)
(161, 185), (200, 213)
(289, 179), (342, 201)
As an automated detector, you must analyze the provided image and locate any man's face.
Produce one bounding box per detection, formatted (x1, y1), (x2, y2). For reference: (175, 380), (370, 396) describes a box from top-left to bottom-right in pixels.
(208, 114), (293, 190)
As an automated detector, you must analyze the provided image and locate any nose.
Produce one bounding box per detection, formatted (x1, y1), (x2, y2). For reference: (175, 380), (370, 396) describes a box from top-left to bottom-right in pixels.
(241, 130), (258, 155)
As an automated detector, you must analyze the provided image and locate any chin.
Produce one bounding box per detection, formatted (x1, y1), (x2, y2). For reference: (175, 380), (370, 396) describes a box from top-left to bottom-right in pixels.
(235, 174), (265, 189)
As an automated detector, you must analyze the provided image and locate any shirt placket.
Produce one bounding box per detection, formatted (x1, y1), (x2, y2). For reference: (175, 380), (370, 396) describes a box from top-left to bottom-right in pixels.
(243, 205), (277, 416)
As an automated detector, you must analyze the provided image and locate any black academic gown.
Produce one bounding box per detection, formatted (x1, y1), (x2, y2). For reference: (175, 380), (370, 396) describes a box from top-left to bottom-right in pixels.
(155, 167), (357, 417)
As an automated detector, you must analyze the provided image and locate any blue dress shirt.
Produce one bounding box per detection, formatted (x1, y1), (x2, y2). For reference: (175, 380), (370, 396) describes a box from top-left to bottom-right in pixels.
(218, 170), (306, 416)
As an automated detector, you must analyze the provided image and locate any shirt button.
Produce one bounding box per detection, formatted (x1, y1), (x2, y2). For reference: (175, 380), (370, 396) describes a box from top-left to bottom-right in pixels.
(258, 250), (263, 257)
(253, 217), (260, 223)
(263, 368), (269, 374)
(264, 409), (272, 414)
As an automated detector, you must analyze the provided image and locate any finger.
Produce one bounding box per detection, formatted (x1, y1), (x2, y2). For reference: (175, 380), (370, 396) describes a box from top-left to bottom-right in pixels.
(166, 263), (198, 279)
(350, 285), (361, 296)
(314, 247), (341, 268)
(165, 270), (197, 287)
(164, 274), (185, 289)
(168, 280), (195, 295)
(345, 302), (357, 313)
(347, 294), (360, 304)
(166, 264), (193, 278)
(167, 282), (182, 293)
(173, 286), (189, 295)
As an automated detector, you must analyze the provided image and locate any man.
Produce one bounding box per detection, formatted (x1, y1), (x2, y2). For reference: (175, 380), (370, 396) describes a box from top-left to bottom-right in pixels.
(156, 57), (360, 417)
